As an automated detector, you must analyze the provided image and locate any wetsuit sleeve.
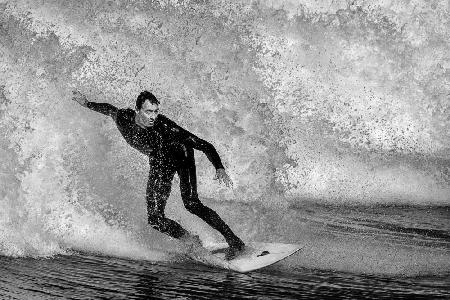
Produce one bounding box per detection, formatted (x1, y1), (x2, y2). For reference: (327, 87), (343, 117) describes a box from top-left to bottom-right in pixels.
(161, 115), (225, 170)
(85, 102), (118, 119)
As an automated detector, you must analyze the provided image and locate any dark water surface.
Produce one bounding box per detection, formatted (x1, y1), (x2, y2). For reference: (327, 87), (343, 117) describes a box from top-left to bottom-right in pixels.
(1, 254), (449, 300)
(1, 204), (450, 299)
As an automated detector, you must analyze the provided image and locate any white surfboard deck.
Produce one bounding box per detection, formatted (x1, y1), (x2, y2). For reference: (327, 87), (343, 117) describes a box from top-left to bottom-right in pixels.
(187, 242), (302, 273)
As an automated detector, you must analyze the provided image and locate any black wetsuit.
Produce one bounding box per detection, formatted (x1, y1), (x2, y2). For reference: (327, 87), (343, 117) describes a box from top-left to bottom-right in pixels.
(85, 102), (243, 247)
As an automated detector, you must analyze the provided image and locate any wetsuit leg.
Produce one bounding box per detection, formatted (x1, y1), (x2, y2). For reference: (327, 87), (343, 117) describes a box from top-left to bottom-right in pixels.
(146, 163), (188, 239)
(176, 144), (244, 247)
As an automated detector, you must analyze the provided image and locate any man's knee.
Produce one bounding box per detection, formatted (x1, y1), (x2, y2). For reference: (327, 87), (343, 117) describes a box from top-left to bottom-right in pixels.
(147, 212), (164, 228)
(184, 198), (205, 215)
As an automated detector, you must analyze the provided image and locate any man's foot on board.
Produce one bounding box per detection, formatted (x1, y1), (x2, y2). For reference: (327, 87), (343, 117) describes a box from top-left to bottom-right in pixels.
(225, 240), (246, 261)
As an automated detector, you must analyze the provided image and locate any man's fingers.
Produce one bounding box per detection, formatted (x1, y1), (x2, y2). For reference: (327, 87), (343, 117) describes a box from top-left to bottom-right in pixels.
(214, 172), (233, 188)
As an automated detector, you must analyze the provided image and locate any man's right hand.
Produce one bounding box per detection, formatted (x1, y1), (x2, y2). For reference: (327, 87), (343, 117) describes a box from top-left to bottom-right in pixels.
(72, 90), (88, 107)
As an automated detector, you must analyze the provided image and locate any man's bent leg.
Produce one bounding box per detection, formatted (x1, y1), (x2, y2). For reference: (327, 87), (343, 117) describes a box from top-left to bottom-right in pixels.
(177, 146), (245, 250)
(146, 169), (188, 239)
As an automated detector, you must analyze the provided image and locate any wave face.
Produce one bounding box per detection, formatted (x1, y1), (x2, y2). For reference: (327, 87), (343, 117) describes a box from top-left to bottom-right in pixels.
(0, 0), (449, 266)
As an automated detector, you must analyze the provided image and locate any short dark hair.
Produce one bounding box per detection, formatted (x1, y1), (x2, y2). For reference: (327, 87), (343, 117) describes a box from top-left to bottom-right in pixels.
(136, 91), (159, 110)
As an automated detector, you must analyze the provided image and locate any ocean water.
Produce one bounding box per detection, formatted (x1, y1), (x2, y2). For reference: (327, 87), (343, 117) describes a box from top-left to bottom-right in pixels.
(0, 0), (449, 299)
(0, 203), (449, 299)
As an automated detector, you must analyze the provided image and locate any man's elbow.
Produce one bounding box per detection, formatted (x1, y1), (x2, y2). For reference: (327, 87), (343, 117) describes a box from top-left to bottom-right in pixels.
(203, 141), (218, 154)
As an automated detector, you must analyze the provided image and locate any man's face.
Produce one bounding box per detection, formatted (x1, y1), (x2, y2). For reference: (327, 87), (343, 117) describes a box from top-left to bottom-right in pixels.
(137, 100), (159, 127)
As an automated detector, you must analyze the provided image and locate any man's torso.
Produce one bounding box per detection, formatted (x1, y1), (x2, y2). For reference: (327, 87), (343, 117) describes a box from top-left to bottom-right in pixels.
(114, 108), (179, 161)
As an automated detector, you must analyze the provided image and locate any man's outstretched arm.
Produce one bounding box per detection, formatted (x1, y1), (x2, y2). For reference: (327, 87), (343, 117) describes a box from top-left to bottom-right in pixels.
(72, 90), (118, 119)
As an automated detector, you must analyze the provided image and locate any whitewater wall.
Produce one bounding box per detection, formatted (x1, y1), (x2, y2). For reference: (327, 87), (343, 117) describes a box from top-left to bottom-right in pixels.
(0, 0), (448, 264)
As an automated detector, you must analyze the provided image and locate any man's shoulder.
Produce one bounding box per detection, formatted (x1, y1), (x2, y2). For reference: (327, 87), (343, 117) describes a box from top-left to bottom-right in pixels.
(157, 114), (182, 132)
(157, 114), (174, 126)
(157, 113), (169, 121)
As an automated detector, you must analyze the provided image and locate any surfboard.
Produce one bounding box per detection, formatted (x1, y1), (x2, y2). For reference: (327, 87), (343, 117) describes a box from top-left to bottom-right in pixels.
(187, 242), (302, 273)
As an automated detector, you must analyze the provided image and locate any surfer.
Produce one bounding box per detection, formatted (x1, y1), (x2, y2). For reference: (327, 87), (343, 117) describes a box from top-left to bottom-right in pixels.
(72, 90), (245, 259)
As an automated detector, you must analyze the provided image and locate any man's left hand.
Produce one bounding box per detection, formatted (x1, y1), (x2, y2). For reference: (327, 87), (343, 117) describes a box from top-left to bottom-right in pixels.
(214, 168), (233, 188)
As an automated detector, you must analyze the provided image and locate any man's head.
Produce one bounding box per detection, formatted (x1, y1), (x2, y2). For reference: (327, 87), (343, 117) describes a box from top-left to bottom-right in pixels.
(135, 91), (160, 127)
(136, 91), (159, 109)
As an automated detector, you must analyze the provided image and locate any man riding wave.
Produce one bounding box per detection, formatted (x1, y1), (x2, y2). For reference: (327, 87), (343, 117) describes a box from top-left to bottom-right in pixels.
(72, 90), (245, 259)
